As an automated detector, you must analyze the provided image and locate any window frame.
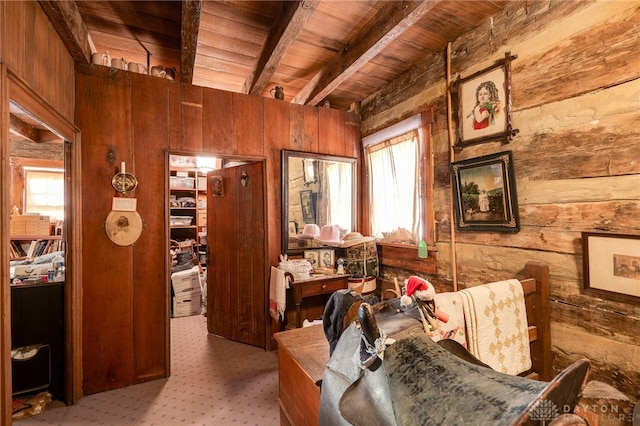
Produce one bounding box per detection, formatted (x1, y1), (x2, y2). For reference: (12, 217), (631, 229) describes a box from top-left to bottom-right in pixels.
(23, 166), (65, 220)
(362, 111), (435, 270)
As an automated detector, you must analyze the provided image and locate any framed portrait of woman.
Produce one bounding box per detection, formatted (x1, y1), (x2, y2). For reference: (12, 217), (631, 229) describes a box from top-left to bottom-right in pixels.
(454, 52), (518, 150)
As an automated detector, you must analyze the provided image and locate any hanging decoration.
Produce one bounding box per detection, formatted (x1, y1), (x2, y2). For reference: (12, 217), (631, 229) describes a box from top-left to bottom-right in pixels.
(105, 161), (144, 246)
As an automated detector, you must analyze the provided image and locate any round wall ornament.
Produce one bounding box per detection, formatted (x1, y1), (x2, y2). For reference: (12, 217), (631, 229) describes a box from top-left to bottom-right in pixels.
(111, 172), (138, 193)
(105, 210), (143, 246)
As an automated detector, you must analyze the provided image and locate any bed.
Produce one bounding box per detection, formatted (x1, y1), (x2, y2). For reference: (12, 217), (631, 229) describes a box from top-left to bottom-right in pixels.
(274, 260), (563, 426)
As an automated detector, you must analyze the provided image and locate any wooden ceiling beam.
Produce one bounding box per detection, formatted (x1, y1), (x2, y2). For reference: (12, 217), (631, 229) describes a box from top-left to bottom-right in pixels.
(38, 0), (93, 64)
(181, 0), (201, 84)
(293, 0), (442, 106)
(243, 0), (319, 96)
(9, 114), (39, 143)
(9, 114), (61, 144)
(38, 130), (64, 144)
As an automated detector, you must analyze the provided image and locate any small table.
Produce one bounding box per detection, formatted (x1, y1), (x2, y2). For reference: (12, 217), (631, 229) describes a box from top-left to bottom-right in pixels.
(288, 274), (350, 328)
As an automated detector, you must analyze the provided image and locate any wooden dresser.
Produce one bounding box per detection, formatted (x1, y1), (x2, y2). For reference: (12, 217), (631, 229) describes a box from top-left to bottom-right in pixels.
(286, 274), (349, 328)
(274, 325), (329, 426)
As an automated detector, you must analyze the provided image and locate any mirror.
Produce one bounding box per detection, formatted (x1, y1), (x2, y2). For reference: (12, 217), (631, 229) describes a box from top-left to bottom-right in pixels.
(281, 150), (357, 255)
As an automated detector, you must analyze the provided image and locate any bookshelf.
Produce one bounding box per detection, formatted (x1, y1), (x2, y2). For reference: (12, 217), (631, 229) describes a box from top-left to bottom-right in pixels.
(196, 170), (207, 266)
(169, 167), (199, 257)
(10, 236), (64, 260)
(168, 154), (216, 269)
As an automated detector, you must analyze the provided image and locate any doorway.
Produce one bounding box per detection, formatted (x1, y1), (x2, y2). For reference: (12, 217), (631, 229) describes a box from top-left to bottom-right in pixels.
(166, 152), (267, 372)
(8, 108), (65, 402)
(2, 69), (82, 411)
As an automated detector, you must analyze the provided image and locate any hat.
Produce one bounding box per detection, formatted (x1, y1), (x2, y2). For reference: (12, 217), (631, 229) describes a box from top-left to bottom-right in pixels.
(401, 276), (435, 306)
(405, 276), (430, 297)
(296, 223), (320, 240)
(339, 231), (376, 248)
(315, 225), (344, 246)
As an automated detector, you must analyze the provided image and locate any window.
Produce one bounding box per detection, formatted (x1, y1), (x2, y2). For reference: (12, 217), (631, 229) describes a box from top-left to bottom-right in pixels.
(364, 114), (429, 245)
(24, 167), (64, 220)
(325, 161), (353, 230)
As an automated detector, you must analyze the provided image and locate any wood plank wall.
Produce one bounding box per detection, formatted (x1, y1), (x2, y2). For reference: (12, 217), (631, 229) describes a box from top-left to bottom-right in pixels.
(0, 1), (75, 123)
(360, 0), (640, 400)
(74, 62), (360, 394)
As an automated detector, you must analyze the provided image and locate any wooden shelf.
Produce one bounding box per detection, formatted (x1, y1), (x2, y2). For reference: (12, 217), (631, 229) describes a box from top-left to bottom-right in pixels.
(10, 235), (64, 260)
(169, 161), (207, 270)
(11, 235), (62, 241)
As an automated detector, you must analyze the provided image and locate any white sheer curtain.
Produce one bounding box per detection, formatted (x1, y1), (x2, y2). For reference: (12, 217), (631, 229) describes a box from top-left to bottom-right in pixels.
(366, 130), (419, 243)
(325, 162), (353, 232)
(24, 168), (65, 220)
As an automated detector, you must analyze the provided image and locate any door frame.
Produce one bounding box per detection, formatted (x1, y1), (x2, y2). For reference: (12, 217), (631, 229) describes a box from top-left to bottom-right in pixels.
(164, 151), (267, 375)
(1, 66), (83, 418)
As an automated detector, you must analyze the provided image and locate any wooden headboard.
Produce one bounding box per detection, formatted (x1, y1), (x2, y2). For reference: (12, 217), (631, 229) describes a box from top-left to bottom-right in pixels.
(520, 260), (552, 381)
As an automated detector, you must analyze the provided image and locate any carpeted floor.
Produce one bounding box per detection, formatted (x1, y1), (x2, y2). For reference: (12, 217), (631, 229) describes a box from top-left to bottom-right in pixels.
(15, 314), (280, 425)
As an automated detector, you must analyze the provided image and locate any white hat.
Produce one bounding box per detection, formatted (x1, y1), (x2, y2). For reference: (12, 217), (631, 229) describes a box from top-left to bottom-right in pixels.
(315, 225), (343, 246)
(296, 223), (320, 240)
(339, 231), (375, 248)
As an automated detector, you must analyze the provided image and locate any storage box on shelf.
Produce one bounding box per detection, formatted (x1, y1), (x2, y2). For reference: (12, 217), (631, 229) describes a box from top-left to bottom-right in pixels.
(169, 167), (198, 252)
(169, 176), (195, 189)
(196, 171), (207, 267)
(170, 216), (193, 226)
(10, 215), (51, 237)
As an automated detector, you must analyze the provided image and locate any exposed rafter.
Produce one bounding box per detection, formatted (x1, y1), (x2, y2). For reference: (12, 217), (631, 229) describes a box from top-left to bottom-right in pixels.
(10, 114), (62, 144)
(38, 0), (93, 64)
(293, 0), (442, 106)
(181, 0), (201, 84)
(54, 1), (508, 111)
(243, 0), (319, 96)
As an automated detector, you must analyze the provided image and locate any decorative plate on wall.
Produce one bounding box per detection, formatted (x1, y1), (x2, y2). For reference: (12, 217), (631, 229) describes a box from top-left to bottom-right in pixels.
(105, 210), (143, 246)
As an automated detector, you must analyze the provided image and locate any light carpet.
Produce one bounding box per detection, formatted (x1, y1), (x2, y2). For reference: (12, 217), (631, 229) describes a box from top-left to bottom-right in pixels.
(16, 314), (280, 425)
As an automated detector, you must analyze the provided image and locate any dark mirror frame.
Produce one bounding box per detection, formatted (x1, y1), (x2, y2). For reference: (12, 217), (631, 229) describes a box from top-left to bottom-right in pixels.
(281, 149), (357, 256)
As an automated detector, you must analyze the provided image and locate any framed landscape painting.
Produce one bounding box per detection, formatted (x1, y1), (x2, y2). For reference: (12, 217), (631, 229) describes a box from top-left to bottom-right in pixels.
(450, 151), (519, 232)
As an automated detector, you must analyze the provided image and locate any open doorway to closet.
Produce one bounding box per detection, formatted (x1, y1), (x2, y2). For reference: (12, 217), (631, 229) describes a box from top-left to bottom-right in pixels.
(167, 153), (267, 351)
(168, 153), (219, 320)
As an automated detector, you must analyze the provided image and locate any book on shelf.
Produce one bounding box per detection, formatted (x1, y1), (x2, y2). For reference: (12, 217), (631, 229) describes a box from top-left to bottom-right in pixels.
(10, 241), (28, 259)
(23, 239), (64, 259)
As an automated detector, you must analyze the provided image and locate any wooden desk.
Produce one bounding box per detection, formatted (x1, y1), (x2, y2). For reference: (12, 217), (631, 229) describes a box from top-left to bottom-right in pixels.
(288, 274), (349, 328)
(274, 325), (329, 426)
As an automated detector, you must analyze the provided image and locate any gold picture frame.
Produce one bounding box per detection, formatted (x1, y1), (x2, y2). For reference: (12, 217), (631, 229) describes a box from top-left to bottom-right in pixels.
(450, 151), (519, 232)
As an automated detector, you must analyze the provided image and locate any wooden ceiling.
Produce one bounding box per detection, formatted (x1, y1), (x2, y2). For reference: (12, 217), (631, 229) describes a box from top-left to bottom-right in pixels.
(41, 0), (509, 112)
